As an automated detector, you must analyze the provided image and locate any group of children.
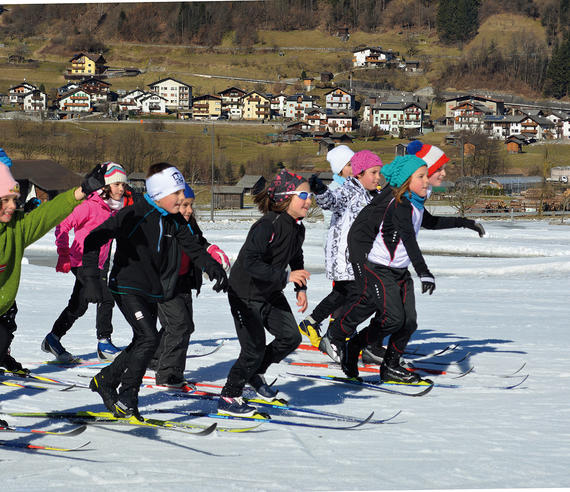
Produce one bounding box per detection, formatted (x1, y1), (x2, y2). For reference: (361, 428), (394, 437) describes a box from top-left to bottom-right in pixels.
(0, 140), (485, 421)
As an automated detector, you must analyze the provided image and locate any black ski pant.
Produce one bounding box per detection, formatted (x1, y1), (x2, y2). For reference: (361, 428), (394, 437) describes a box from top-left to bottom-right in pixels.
(311, 280), (353, 324)
(152, 292), (195, 384)
(221, 290), (301, 398)
(328, 261), (418, 356)
(98, 294), (159, 408)
(52, 266), (114, 340)
(0, 302), (18, 367)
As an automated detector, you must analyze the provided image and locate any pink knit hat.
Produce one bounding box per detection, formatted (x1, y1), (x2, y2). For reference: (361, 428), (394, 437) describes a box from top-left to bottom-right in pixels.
(0, 153), (20, 199)
(350, 150), (383, 176)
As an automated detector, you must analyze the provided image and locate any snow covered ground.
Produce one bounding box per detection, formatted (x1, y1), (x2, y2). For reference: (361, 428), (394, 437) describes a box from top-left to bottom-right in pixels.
(2, 216), (570, 491)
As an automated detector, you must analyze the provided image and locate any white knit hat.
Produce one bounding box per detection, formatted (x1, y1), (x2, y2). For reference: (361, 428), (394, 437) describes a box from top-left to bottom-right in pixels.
(145, 166), (186, 201)
(326, 145), (355, 175)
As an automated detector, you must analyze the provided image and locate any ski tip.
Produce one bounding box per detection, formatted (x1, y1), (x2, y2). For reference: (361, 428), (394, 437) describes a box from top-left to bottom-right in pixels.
(197, 422), (218, 436)
(504, 374), (529, 389)
(451, 366), (475, 379)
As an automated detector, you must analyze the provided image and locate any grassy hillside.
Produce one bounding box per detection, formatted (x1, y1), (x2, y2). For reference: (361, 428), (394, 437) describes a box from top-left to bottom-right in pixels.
(0, 13), (551, 97)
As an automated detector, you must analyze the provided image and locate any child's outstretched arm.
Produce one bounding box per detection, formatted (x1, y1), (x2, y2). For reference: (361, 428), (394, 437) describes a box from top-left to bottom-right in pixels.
(422, 210), (485, 237)
(311, 174), (350, 211)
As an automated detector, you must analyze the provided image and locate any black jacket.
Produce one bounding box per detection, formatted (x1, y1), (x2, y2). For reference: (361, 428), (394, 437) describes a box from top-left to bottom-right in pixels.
(349, 186), (479, 277)
(229, 211), (305, 301)
(83, 196), (217, 302)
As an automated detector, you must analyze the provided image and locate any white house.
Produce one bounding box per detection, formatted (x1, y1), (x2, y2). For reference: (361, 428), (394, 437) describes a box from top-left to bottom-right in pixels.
(284, 94), (314, 120)
(370, 102), (423, 135)
(217, 87), (245, 119)
(9, 82), (37, 105)
(305, 108), (327, 131)
(58, 89), (92, 112)
(484, 115), (525, 139)
(118, 90), (166, 114)
(546, 111), (570, 139)
(326, 110), (355, 133)
(451, 101), (494, 132)
(270, 94), (288, 118)
(485, 114), (555, 140)
(137, 93), (167, 114)
(118, 89), (147, 112)
(352, 47), (394, 67)
(22, 90), (47, 112)
(325, 88), (355, 111)
(148, 77), (192, 110)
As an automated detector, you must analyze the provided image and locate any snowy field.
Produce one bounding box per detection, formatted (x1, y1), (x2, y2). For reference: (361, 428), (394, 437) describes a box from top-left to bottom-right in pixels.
(2, 215), (570, 491)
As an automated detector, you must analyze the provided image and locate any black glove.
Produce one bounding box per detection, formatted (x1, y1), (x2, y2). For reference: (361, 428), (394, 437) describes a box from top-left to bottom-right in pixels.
(78, 267), (105, 303)
(81, 163), (108, 196)
(309, 174), (328, 195)
(23, 197), (41, 213)
(464, 219), (486, 238)
(204, 261), (228, 293)
(420, 273), (436, 295)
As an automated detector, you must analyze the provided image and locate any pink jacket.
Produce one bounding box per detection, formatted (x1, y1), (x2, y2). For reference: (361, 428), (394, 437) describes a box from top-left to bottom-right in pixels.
(55, 192), (116, 269)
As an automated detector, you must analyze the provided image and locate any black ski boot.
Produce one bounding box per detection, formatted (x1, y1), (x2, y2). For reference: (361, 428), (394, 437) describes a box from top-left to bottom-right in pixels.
(341, 335), (361, 379)
(380, 347), (422, 384)
(90, 372), (119, 412)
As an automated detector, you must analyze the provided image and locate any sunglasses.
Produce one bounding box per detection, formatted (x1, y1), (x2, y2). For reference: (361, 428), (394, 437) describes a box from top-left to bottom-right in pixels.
(275, 191), (314, 200)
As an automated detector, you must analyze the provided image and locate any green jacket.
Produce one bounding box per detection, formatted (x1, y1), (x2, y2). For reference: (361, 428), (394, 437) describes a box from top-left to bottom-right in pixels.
(0, 189), (81, 316)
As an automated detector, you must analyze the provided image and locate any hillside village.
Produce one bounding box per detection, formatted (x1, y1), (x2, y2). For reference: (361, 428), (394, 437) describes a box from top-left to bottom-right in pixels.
(2, 45), (570, 215)
(3, 50), (570, 144)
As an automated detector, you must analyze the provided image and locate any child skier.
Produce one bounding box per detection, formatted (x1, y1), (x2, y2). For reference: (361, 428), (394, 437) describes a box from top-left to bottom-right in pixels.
(151, 183), (230, 387)
(298, 150), (383, 352)
(218, 169), (311, 416)
(0, 148), (106, 375)
(349, 142), (485, 366)
(83, 162), (228, 419)
(324, 155), (484, 383)
(43, 163), (130, 363)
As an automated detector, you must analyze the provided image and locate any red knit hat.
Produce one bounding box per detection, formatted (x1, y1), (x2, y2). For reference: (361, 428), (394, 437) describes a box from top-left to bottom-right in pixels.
(414, 144), (449, 177)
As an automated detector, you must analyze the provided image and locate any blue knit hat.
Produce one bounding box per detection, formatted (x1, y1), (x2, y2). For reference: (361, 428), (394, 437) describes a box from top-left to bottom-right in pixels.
(381, 155), (427, 188)
(0, 148), (13, 168)
(183, 183), (195, 199)
(406, 140), (424, 155)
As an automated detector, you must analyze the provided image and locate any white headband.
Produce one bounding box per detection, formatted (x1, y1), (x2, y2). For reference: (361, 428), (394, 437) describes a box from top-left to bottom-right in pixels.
(145, 167), (186, 201)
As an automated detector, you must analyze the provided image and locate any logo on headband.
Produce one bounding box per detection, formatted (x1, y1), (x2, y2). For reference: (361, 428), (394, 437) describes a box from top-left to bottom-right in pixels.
(10, 183), (20, 194)
(172, 171), (185, 185)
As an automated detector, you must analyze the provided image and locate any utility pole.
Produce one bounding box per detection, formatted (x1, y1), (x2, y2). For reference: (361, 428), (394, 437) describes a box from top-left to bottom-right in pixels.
(204, 122), (215, 222)
(210, 121), (215, 222)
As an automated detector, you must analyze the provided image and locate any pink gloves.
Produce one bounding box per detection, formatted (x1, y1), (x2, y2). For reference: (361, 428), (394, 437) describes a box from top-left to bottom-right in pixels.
(207, 244), (230, 271)
(56, 256), (71, 273)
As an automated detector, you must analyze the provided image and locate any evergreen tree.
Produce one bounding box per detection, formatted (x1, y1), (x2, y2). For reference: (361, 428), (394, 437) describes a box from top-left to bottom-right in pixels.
(544, 33), (570, 99)
(437, 0), (481, 44)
